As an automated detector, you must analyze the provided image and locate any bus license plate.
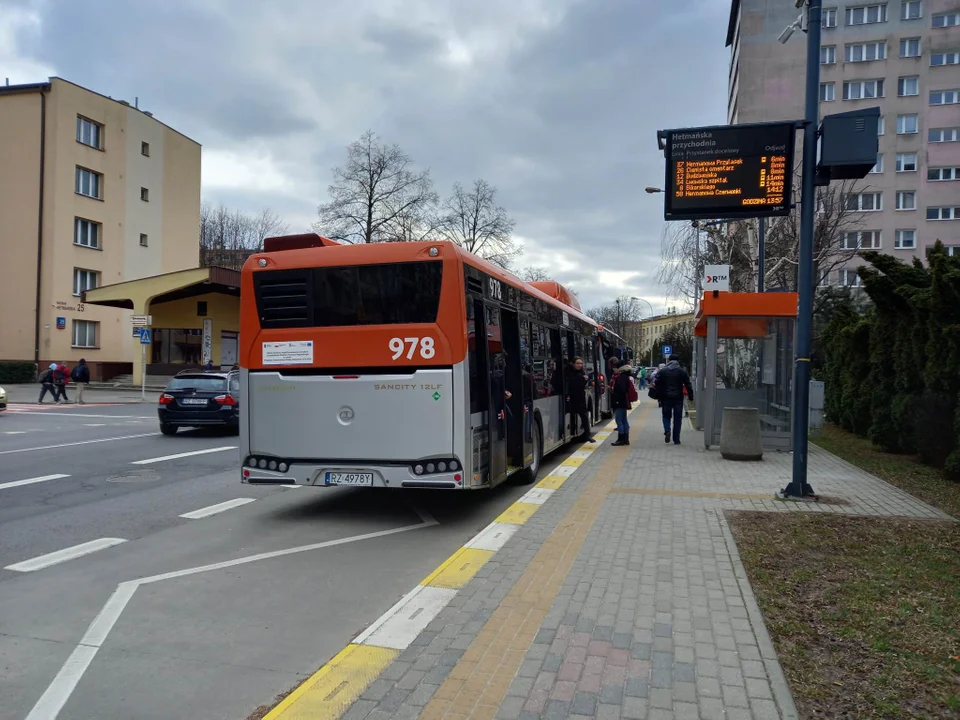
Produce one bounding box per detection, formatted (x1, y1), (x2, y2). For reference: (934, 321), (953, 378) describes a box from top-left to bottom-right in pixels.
(325, 472), (374, 486)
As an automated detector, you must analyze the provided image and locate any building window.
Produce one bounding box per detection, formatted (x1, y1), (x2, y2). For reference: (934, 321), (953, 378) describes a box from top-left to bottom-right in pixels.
(197, 301), (208, 317)
(897, 113), (919, 133)
(843, 230), (882, 249)
(140, 187), (149, 202)
(844, 79), (884, 99)
(75, 167), (102, 199)
(928, 166), (959, 181)
(896, 152), (918, 172)
(901, 0), (922, 19)
(73, 268), (99, 296)
(878, 116), (885, 135)
(820, 82), (836, 101)
(139, 233), (149, 247)
(896, 191), (917, 210)
(141, 141), (150, 156)
(932, 12), (960, 27)
(869, 154), (884, 173)
(927, 206), (960, 220)
(74, 218), (101, 249)
(72, 320), (98, 349)
(846, 4), (888, 25)
(821, 45), (837, 64)
(931, 51), (960, 66)
(840, 269), (863, 286)
(929, 127), (960, 142)
(947, 246), (960, 256)
(900, 37), (922, 57)
(930, 89), (960, 105)
(846, 191), (883, 211)
(823, 8), (838, 27)
(845, 41), (887, 61)
(895, 229), (917, 248)
(898, 76), (920, 95)
(76, 117), (102, 149)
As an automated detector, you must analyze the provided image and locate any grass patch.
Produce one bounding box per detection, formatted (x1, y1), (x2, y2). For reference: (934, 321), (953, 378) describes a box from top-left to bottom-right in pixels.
(813, 423), (960, 519)
(730, 512), (960, 720)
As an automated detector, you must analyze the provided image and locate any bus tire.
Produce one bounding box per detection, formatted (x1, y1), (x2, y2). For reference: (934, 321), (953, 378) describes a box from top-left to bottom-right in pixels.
(517, 418), (543, 485)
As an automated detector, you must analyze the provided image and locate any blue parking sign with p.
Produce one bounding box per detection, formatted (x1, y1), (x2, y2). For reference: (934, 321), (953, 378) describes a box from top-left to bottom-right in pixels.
(140, 328), (152, 344)
(662, 345), (672, 356)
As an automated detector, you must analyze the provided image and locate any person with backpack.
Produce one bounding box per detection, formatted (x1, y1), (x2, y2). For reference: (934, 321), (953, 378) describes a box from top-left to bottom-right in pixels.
(611, 364), (636, 446)
(38, 363), (58, 404)
(53, 362), (71, 404)
(71, 358), (91, 404)
(653, 354), (694, 445)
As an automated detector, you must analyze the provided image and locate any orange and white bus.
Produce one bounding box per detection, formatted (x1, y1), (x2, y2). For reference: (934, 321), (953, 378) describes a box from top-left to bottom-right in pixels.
(239, 233), (613, 490)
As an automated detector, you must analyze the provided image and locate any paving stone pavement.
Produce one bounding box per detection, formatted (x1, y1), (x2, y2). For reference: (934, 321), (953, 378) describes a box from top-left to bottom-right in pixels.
(347, 402), (949, 719)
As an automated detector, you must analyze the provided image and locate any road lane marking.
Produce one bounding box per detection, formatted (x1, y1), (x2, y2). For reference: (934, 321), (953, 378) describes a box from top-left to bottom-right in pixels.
(0, 473), (71, 491)
(6, 412), (154, 419)
(131, 446), (238, 465)
(84, 423), (106, 427)
(4, 430), (28, 434)
(179, 498), (256, 519)
(5, 538), (127, 572)
(354, 585), (458, 650)
(25, 516), (439, 720)
(0, 433), (158, 455)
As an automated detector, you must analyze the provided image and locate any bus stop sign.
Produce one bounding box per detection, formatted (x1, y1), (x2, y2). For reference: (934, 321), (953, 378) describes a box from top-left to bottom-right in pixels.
(662, 345), (673, 356)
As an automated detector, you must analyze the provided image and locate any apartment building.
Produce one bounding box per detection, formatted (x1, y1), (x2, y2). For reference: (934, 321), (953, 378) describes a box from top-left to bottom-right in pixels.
(0, 77), (200, 376)
(623, 310), (695, 365)
(726, 0), (960, 286)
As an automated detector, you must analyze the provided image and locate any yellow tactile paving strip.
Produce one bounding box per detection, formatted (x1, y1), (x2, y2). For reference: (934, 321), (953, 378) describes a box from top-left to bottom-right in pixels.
(418, 442), (636, 718)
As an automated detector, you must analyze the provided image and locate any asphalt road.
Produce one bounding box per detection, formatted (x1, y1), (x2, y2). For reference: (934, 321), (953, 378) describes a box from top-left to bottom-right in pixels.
(0, 401), (571, 720)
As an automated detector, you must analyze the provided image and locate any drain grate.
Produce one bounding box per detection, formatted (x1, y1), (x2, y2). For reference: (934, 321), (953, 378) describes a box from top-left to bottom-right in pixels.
(106, 470), (161, 483)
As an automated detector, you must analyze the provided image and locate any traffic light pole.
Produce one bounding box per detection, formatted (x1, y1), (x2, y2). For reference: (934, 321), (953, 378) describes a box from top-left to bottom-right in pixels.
(784, 0), (821, 499)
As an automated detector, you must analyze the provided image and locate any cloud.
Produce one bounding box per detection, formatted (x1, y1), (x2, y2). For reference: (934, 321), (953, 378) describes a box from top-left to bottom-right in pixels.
(6, 0), (729, 311)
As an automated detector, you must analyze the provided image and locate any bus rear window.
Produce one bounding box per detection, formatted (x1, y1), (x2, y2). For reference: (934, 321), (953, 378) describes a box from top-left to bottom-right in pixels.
(254, 261), (443, 328)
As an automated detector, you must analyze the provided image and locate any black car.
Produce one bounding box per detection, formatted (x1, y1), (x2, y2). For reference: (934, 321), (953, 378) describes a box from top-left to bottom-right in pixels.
(157, 371), (240, 435)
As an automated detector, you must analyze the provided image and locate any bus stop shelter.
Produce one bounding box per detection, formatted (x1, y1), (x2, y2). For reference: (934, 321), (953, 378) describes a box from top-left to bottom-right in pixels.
(692, 291), (798, 451)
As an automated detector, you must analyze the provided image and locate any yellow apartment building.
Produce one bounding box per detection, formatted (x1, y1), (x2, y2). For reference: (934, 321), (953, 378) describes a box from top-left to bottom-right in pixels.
(0, 77), (201, 380)
(623, 309), (695, 366)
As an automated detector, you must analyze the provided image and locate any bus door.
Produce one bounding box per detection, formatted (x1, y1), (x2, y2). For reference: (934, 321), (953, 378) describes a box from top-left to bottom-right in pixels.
(550, 327), (564, 439)
(483, 303), (508, 484)
(500, 308), (526, 470)
(565, 329), (577, 438)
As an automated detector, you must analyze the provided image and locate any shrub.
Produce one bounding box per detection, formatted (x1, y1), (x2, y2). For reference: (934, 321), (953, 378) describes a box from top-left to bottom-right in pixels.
(0, 362), (37, 384)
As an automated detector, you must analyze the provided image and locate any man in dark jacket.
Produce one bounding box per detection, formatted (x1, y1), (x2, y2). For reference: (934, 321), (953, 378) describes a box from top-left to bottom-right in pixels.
(653, 354), (694, 445)
(71, 358), (91, 404)
(565, 357), (594, 443)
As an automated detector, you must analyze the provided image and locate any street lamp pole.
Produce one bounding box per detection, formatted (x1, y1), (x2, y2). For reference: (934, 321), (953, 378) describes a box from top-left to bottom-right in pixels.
(783, 0), (822, 499)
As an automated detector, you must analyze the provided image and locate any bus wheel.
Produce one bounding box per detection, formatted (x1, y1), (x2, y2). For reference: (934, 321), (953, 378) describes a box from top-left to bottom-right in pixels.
(517, 419), (542, 485)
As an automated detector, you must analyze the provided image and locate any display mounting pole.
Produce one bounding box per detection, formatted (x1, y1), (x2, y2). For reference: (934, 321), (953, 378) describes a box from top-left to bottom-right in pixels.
(141, 339), (146, 401)
(757, 216), (766, 292)
(784, 0), (821, 499)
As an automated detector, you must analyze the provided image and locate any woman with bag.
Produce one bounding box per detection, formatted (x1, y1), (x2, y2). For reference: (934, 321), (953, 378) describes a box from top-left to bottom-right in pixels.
(611, 364), (635, 446)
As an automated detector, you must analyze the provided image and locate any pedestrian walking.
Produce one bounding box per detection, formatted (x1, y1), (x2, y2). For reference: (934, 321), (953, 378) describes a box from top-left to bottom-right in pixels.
(653, 354), (694, 445)
(38, 363), (57, 404)
(53, 362), (71, 404)
(610, 364), (635, 446)
(638, 365), (647, 390)
(565, 357), (595, 443)
(71, 358), (91, 404)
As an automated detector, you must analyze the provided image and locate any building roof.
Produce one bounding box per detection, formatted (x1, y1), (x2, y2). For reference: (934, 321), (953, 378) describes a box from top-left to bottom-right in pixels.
(0, 77), (200, 146)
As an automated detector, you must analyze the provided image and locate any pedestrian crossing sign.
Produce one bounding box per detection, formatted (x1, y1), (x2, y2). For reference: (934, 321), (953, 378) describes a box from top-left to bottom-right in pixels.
(139, 329), (152, 344)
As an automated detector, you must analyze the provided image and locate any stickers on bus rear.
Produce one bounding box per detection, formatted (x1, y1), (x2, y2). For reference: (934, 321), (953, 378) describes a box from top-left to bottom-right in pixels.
(262, 340), (314, 365)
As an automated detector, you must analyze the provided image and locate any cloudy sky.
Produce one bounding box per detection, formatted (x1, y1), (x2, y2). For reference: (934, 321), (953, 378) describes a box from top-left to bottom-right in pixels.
(2, 0), (730, 313)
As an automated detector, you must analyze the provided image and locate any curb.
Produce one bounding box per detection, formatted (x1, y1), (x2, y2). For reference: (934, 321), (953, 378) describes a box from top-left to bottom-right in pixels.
(261, 419), (620, 720)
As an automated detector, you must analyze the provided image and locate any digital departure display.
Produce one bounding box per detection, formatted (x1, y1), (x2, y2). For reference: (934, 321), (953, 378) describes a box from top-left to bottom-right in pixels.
(661, 123), (796, 220)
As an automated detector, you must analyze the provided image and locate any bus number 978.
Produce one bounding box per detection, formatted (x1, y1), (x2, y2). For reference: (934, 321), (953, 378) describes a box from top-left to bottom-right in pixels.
(389, 337), (436, 360)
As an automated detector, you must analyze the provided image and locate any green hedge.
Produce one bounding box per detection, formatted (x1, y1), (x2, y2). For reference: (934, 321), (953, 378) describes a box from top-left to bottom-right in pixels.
(0, 362), (37, 384)
(822, 242), (960, 480)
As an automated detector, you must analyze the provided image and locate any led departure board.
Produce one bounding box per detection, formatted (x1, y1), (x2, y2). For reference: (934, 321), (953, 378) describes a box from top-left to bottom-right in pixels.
(661, 122), (796, 221)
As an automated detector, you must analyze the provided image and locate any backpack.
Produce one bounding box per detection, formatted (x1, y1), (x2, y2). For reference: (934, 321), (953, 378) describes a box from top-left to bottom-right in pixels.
(627, 379), (639, 403)
(71, 366), (83, 381)
(39, 369), (52, 384)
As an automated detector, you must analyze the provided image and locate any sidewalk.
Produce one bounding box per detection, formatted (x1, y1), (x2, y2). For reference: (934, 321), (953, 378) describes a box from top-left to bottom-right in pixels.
(274, 401), (950, 720)
(2, 383), (150, 404)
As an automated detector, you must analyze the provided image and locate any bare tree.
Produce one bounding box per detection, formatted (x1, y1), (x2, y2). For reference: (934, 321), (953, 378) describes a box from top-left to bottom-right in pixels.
(314, 130), (437, 244)
(436, 179), (519, 268)
(518, 266), (551, 282)
(656, 173), (867, 310)
(200, 201), (288, 270)
(586, 296), (646, 337)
